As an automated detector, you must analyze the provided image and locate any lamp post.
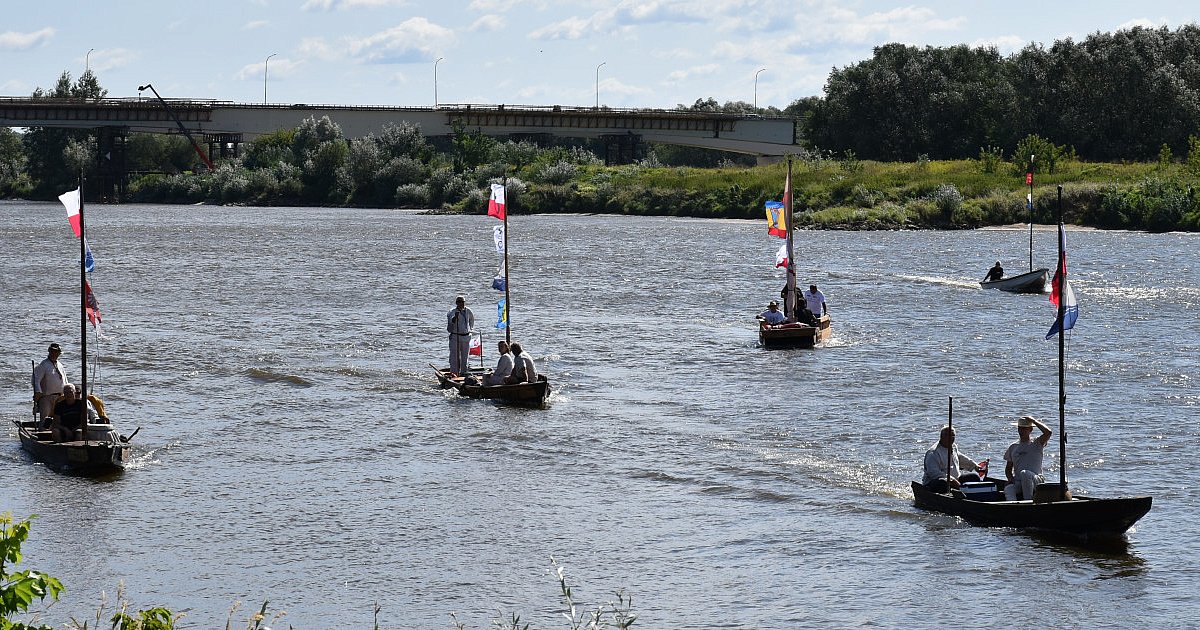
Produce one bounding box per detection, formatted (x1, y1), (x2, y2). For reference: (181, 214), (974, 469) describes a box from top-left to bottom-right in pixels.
(264, 53), (277, 105)
(595, 61), (606, 109)
(754, 67), (766, 112)
(434, 57), (444, 108)
(86, 48), (94, 74)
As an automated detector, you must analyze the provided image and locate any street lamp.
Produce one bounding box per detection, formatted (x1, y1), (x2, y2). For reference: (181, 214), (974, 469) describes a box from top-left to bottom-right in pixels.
(434, 57), (444, 108)
(264, 53), (277, 105)
(86, 48), (94, 74)
(754, 67), (766, 112)
(595, 61), (606, 109)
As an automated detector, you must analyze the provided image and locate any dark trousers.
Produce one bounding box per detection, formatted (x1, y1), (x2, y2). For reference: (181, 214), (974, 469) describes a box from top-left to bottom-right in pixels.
(925, 472), (981, 493)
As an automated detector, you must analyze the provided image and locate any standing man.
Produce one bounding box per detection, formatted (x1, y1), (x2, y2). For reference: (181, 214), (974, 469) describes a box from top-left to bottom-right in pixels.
(1003, 415), (1053, 501)
(446, 295), (475, 375)
(803, 284), (827, 318)
(32, 342), (68, 422)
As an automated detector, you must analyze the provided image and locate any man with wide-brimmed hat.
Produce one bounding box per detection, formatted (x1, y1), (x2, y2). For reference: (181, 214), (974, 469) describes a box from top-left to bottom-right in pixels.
(32, 342), (68, 423)
(757, 300), (786, 325)
(1003, 415), (1053, 500)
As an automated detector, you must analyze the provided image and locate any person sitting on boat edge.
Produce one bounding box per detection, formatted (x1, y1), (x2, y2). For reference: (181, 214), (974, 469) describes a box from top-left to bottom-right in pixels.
(757, 300), (786, 326)
(446, 295), (475, 376)
(803, 284), (827, 318)
(504, 342), (538, 384)
(922, 425), (986, 493)
(795, 303), (819, 326)
(483, 341), (514, 386)
(1003, 415), (1053, 501)
(49, 384), (96, 442)
(984, 261), (1004, 282)
(32, 342), (69, 425)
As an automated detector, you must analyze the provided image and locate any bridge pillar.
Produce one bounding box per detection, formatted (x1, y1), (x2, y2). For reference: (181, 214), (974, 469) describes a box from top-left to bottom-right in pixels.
(601, 133), (645, 165)
(94, 126), (128, 203)
(206, 133), (243, 161)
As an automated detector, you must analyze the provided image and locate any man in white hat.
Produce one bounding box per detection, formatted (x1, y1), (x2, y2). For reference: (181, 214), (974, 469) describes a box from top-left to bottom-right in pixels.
(32, 342), (68, 423)
(1003, 415), (1053, 500)
(757, 300), (786, 325)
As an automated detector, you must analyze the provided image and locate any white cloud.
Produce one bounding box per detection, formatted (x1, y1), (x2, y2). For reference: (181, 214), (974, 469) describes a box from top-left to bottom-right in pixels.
(302, 0), (409, 10)
(969, 35), (1028, 54)
(0, 27), (54, 50)
(666, 63), (719, 82)
(243, 20), (269, 30)
(0, 79), (30, 93)
(529, 0), (707, 41)
(347, 17), (456, 64)
(89, 48), (138, 72)
(529, 16), (592, 40)
(1116, 18), (1162, 31)
(235, 57), (302, 80)
(470, 15), (506, 32)
(297, 37), (342, 62)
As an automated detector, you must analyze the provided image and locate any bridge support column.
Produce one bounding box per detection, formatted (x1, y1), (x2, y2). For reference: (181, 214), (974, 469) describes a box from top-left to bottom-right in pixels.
(94, 126), (128, 203)
(601, 133), (645, 165)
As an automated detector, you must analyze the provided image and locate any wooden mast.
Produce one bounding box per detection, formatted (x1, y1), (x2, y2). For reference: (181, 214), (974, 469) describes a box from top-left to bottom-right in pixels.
(502, 177), (511, 344)
(1028, 155), (1035, 273)
(1056, 185), (1067, 492)
(78, 174), (89, 441)
(784, 157), (796, 318)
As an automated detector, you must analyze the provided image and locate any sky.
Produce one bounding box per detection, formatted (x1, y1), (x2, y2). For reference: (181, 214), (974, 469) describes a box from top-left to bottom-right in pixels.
(2, 1), (1198, 111)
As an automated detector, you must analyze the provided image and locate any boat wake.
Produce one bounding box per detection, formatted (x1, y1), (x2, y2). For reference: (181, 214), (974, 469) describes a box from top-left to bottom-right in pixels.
(895, 274), (980, 290)
(243, 367), (313, 387)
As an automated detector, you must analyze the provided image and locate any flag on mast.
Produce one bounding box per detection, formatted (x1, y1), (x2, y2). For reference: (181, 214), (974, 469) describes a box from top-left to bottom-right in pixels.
(1046, 223), (1079, 339)
(764, 201), (786, 238)
(468, 332), (483, 356)
(488, 183), (507, 220)
(84, 281), (103, 332)
(58, 187), (82, 237)
(774, 242), (788, 269)
(495, 298), (508, 329)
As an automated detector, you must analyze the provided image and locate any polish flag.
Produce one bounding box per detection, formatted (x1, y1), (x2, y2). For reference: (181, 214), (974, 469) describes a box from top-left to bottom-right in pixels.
(488, 183), (506, 220)
(58, 188), (82, 237)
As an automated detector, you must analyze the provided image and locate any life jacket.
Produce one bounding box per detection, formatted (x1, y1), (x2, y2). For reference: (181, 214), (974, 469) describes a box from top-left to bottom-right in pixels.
(87, 394), (109, 421)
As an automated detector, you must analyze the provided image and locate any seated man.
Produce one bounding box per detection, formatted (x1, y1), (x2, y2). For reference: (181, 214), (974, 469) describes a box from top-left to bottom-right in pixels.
(1003, 415), (1053, 500)
(483, 341), (514, 386)
(922, 425), (986, 493)
(984, 261), (1004, 282)
(795, 304), (819, 326)
(504, 342), (538, 384)
(49, 384), (95, 442)
(757, 300), (786, 325)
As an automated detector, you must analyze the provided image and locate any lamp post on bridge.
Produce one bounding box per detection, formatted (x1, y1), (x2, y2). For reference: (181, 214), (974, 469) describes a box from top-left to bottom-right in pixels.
(264, 53), (277, 105)
(754, 67), (766, 112)
(86, 48), (94, 74)
(434, 57), (444, 108)
(595, 61), (606, 109)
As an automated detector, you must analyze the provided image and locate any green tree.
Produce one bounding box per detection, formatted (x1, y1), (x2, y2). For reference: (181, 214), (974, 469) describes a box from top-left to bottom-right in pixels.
(22, 70), (109, 198)
(1, 513), (64, 630)
(448, 119), (495, 173)
(0, 128), (30, 196)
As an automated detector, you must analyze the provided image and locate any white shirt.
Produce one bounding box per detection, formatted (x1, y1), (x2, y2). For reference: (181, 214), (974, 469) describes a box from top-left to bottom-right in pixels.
(32, 358), (67, 396)
(446, 307), (475, 335)
(1004, 439), (1046, 475)
(492, 353), (514, 380)
(922, 443), (976, 485)
(759, 308), (786, 325)
(804, 289), (826, 316)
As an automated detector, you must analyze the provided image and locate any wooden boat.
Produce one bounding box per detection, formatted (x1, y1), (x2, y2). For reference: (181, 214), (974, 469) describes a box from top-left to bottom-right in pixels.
(980, 158), (1049, 294)
(434, 367), (550, 408)
(17, 183), (134, 474)
(759, 315), (832, 349)
(979, 268), (1048, 293)
(915, 191), (1152, 538)
(435, 177), (552, 407)
(756, 158), (833, 348)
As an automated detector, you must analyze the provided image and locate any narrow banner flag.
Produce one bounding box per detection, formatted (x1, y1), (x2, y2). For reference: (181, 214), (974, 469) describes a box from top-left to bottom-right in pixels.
(468, 331), (483, 356)
(84, 238), (96, 272)
(58, 188), (82, 237)
(1046, 223), (1079, 339)
(765, 201), (787, 238)
(493, 224), (505, 253)
(84, 281), (103, 331)
(495, 298), (508, 329)
(774, 241), (788, 269)
(492, 275), (507, 292)
(488, 183), (507, 220)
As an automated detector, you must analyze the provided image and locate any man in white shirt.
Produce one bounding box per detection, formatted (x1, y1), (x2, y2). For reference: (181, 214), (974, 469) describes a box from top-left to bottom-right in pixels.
(446, 295), (475, 375)
(1003, 415), (1053, 500)
(803, 284), (827, 318)
(505, 342), (538, 384)
(757, 301), (786, 325)
(32, 343), (68, 422)
(483, 341), (514, 386)
(922, 425), (985, 492)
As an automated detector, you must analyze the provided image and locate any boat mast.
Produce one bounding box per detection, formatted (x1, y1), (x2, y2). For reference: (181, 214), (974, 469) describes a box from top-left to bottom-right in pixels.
(78, 173), (88, 405)
(784, 157), (796, 319)
(1028, 155), (1035, 273)
(946, 396), (953, 491)
(1056, 185), (1067, 491)
(502, 177), (511, 345)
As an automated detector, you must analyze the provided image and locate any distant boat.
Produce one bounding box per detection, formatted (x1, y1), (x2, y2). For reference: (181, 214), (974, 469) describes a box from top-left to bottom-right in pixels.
(14, 181), (134, 474)
(757, 157), (832, 349)
(915, 190), (1152, 538)
(980, 157), (1049, 294)
(435, 178), (552, 407)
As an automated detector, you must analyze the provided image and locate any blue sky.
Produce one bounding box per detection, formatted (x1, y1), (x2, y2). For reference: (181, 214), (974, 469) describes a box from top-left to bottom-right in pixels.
(2, 1), (1197, 110)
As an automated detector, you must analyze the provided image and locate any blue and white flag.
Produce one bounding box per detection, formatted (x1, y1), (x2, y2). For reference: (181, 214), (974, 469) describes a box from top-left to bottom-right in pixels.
(1045, 279), (1078, 339)
(1046, 223), (1079, 339)
(495, 298), (508, 329)
(84, 238), (96, 272)
(493, 225), (505, 254)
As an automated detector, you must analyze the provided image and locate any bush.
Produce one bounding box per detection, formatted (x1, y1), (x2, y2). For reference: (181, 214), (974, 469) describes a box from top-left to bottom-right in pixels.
(929, 183), (963, 214)
(1012, 134), (1066, 176)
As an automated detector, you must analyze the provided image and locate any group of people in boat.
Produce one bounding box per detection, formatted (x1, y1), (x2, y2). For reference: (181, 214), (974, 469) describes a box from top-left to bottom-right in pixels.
(445, 295), (539, 386)
(757, 283), (828, 327)
(922, 415), (1053, 500)
(30, 342), (103, 442)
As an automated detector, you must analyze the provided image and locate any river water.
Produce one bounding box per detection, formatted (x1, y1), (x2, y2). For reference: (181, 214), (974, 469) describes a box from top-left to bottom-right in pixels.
(1, 201), (1196, 628)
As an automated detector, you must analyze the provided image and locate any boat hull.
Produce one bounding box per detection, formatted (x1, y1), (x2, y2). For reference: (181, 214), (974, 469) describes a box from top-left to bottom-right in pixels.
(980, 268), (1049, 293)
(759, 315), (832, 349)
(911, 481), (1151, 536)
(14, 420), (128, 475)
(435, 368), (551, 408)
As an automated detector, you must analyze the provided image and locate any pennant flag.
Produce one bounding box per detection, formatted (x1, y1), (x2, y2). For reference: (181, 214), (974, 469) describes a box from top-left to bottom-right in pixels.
(495, 298), (508, 329)
(58, 188), (82, 237)
(1027, 193), (1033, 211)
(488, 183), (507, 220)
(1046, 223), (1079, 339)
(493, 224), (505, 253)
(468, 332), (483, 356)
(492, 275), (507, 291)
(774, 241), (788, 269)
(765, 201), (787, 238)
(84, 238), (96, 273)
(84, 281), (102, 331)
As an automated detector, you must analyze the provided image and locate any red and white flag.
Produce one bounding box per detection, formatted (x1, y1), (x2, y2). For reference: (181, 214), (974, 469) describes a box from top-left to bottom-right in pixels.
(84, 281), (103, 335)
(58, 188), (82, 237)
(774, 242), (788, 269)
(488, 183), (506, 220)
(468, 332), (482, 356)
